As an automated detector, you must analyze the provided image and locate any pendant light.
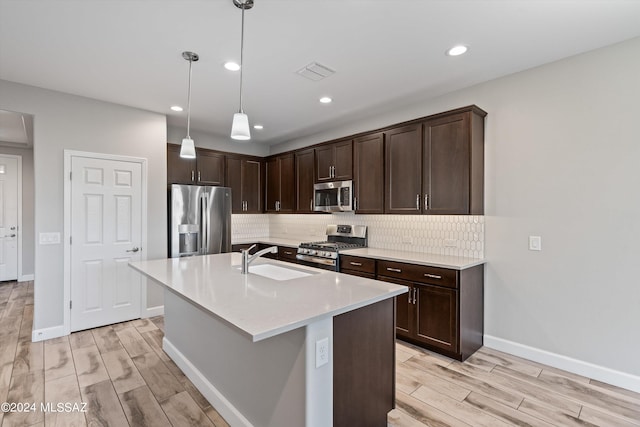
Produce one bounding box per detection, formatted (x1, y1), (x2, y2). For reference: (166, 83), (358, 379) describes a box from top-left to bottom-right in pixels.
(180, 51), (199, 158)
(230, 0), (253, 141)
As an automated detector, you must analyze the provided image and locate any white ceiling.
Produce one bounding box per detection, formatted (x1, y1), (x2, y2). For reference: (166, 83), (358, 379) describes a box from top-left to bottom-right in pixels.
(1, 0), (640, 146)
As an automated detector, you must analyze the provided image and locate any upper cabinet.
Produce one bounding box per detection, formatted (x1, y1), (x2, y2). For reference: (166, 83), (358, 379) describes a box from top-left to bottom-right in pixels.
(265, 153), (295, 213)
(423, 107), (485, 215)
(384, 106), (486, 215)
(226, 156), (262, 213)
(315, 139), (353, 182)
(385, 124), (423, 214)
(353, 132), (384, 214)
(295, 149), (315, 213)
(167, 144), (224, 186)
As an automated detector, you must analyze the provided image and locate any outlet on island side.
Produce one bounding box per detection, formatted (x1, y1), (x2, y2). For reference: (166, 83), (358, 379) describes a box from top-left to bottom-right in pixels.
(529, 236), (542, 251)
(316, 337), (329, 368)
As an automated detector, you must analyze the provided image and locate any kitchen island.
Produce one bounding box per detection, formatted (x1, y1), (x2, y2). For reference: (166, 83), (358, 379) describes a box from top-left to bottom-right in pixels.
(129, 252), (407, 427)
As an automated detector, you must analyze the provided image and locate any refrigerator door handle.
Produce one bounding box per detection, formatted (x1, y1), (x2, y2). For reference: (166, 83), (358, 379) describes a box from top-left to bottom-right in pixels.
(203, 193), (209, 254)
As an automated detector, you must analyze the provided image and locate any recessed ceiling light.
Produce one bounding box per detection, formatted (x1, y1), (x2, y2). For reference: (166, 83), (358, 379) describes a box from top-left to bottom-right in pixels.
(446, 45), (468, 56)
(224, 61), (240, 71)
(253, 124), (264, 130)
(170, 105), (183, 112)
(319, 96), (332, 104)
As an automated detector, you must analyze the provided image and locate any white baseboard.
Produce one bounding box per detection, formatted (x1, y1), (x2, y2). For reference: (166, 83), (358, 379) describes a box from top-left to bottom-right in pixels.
(18, 274), (34, 282)
(143, 305), (164, 318)
(32, 325), (66, 342)
(484, 335), (640, 393)
(163, 338), (253, 427)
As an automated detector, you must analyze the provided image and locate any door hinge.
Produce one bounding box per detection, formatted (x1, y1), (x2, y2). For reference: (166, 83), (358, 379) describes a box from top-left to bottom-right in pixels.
(70, 171), (72, 180)
(70, 300), (72, 309)
(70, 236), (72, 244)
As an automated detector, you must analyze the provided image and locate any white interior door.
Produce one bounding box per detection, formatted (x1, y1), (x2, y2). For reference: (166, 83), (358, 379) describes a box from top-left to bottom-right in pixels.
(70, 155), (142, 331)
(0, 156), (18, 281)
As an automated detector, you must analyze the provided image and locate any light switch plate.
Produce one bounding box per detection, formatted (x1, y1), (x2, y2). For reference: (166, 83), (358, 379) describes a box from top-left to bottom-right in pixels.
(529, 236), (542, 251)
(39, 232), (61, 245)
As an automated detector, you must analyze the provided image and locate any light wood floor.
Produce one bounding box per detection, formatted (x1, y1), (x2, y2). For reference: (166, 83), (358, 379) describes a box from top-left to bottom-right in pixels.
(2, 281), (639, 426)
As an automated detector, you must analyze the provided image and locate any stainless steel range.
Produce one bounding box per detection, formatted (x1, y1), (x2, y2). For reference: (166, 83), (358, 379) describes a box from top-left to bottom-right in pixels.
(297, 225), (367, 271)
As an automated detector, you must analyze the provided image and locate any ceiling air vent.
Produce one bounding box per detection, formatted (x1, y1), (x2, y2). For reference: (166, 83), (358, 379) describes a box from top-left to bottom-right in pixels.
(296, 62), (335, 81)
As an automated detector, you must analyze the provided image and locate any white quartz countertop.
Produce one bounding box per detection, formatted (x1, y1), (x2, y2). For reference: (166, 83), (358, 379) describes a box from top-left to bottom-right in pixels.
(129, 253), (407, 342)
(342, 248), (484, 270)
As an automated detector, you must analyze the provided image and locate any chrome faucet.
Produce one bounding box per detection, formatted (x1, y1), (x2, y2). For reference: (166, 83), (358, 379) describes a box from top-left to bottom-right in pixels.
(241, 244), (278, 274)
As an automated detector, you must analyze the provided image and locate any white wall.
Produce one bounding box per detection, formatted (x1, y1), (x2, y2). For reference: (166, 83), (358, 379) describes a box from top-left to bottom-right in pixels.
(272, 37), (640, 379)
(167, 125), (269, 157)
(0, 145), (34, 277)
(0, 80), (168, 331)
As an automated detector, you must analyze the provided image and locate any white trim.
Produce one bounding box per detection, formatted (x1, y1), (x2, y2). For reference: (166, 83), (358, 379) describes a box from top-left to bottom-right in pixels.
(32, 324), (66, 342)
(143, 305), (164, 318)
(18, 274), (34, 282)
(484, 335), (640, 393)
(163, 337), (254, 427)
(0, 154), (23, 281)
(63, 150), (148, 335)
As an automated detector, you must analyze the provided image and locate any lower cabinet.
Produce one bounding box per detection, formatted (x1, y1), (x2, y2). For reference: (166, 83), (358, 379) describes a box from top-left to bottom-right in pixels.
(377, 260), (483, 361)
(339, 255), (376, 279)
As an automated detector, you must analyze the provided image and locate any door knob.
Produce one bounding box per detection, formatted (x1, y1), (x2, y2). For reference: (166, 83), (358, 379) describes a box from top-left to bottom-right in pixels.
(126, 247), (140, 253)
(4, 234), (16, 238)
(10, 226), (16, 230)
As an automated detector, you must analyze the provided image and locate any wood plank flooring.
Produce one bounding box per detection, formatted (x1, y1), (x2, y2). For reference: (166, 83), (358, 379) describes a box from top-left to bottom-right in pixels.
(1, 280), (639, 426)
(0, 281), (229, 427)
(390, 340), (640, 427)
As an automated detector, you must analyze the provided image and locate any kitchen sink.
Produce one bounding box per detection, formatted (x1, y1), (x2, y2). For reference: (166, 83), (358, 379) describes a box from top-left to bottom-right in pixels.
(245, 264), (315, 281)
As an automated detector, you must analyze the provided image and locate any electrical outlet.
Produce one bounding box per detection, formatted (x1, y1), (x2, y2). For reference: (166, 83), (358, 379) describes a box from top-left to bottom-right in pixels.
(444, 239), (457, 247)
(529, 236), (542, 251)
(39, 232), (61, 245)
(316, 337), (329, 368)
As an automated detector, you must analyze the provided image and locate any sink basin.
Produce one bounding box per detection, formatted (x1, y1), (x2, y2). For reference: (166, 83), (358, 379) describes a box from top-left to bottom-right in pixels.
(246, 264), (314, 281)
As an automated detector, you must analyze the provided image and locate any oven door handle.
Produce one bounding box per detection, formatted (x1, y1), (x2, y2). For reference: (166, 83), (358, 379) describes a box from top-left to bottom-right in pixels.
(296, 254), (337, 266)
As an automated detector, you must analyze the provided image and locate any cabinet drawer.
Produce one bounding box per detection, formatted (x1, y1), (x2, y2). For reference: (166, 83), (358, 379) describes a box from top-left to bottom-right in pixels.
(377, 260), (457, 288)
(340, 255), (376, 274)
(278, 246), (298, 262)
(340, 269), (376, 280)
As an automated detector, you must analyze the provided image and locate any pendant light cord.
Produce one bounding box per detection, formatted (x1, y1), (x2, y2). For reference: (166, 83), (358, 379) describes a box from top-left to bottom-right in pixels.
(239, 2), (245, 114)
(186, 57), (193, 138)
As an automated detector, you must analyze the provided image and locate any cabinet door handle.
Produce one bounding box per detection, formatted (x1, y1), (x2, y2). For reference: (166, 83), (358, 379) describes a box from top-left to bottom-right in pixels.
(416, 194), (420, 210)
(350, 262), (362, 266)
(198, 171), (201, 182)
(408, 289), (412, 303)
(413, 288), (417, 304)
(284, 251), (293, 255)
(424, 273), (442, 280)
(386, 267), (402, 273)
(191, 171), (195, 182)
(310, 199), (313, 211)
(424, 193), (429, 210)
(354, 196), (358, 211)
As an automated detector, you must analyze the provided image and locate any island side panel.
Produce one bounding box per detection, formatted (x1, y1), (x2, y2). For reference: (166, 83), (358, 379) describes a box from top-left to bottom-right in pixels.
(333, 298), (396, 427)
(163, 289), (306, 427)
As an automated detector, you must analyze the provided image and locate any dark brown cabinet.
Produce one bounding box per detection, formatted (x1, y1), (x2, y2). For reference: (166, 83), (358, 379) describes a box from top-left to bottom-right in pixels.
(265, 153), (295, 213)
(226, 156), (262, 213)
(295, 149), (315, 213)
(315, 140), (353, 182)
(384, 124), (423, 214)
(384, 106), (486, 215)
(377, 259), (484, 361)
(167, 144), (225, 186)
(423, 108), (485, 214)
(339, 255), (376, 279)
(353, 132), (384, 214)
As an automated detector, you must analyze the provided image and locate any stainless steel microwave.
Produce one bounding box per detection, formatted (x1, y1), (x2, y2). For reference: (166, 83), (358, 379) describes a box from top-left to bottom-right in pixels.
(313, 180), (353, 212)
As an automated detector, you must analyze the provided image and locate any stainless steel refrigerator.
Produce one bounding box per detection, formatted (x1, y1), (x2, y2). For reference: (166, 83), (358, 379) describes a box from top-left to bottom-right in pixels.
(169, 184), (232, 257)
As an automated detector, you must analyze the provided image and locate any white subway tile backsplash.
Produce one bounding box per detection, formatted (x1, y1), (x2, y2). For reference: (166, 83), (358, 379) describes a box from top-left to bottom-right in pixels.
(232, 213), (484, 258)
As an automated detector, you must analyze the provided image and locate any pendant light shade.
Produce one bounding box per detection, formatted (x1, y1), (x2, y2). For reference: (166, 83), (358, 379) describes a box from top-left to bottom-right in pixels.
(180, 51), (199, 158)
(231, 112), (251, 140)
(180, 137), (196, 158)
(231, 0), (253, 141)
